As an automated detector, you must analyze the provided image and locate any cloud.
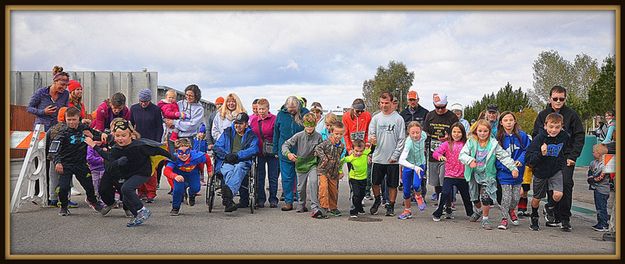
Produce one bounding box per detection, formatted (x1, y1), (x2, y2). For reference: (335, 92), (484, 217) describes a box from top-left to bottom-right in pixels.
(10, 10), (615, 111)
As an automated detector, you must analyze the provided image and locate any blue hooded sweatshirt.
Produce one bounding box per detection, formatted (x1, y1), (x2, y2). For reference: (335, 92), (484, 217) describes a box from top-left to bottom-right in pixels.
(495, 131), (531, 185)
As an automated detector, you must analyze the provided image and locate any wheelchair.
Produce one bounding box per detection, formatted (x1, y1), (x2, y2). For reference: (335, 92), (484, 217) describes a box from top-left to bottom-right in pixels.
(206, 156), (258, 214)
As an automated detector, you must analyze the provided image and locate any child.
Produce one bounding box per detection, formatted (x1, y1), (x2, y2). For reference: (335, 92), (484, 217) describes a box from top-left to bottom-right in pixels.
(459, 119), (519, 230)
(314, 122), (346, 218)
(587, 143), (610, 231)
(397, 121), (428, 220)
(193, 123), (209, 186)
(281, 113), (323, 215)
(495, 112), (531, 230)
(525, 113), (569, 231)
(85, 119), (172, 227)
(432, 122), (474, 221)
(46, 107), (78, 208)
(86, 144), (105, 203)
(51, 107), (104, 216)
(341, 140), (371, 218)
(163, 138), (213, 216)
(158, 89), (188, 142)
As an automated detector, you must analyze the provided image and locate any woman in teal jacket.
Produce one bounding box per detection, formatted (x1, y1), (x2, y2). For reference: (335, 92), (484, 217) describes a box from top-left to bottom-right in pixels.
(272, 96), (309, 211)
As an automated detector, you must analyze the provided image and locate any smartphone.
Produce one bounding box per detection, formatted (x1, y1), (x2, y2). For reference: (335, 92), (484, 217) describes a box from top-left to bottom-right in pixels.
(49, 140), (61, 153)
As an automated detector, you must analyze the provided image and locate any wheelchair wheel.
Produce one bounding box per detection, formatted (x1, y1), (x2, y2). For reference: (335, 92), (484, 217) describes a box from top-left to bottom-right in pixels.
(207, 175), (215, 213)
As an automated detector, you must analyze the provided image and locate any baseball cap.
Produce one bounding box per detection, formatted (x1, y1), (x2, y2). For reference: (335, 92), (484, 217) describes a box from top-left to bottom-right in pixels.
(487, 104), (498, 112)
(407, 90), (418, 100)
(433, 93), (448, 106)
(233, 112), (249, 124)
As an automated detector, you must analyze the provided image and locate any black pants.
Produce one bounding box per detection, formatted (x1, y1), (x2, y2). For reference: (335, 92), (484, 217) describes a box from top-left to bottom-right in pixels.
(99, 171), (126, 209)
(496, 178), (503, 205)
(550, 165), (575, 222)
(119, 175), (151, 216)
(349, 178), (366, 215)
(58, 164), (97, 208)
(433, 178), (474, 218)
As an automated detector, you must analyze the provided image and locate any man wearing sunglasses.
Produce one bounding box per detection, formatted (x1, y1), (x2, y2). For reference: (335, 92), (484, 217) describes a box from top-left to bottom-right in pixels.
(214, 112), (259, 212)
(531, 85), (585, 232)
(423, 93), (459, 208)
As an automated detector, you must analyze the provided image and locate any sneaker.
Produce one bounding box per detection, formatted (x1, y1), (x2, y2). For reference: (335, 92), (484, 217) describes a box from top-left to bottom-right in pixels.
(188, 195), (196, 206)
(592, 226), (609, 232)
(296, 205), (309, 213)
(469, 211), (482, 222)
(281, 203), (293, 211)
(432, 215), (441, 222)
(498, 218), (509, 230)
(224, 203), (238, 212)
(398, 210), (412, 220)
(543, 206), (555, 223)
(481, 219), (493, 230)
(85, 198), (104, 212)
(126, 217), (143, 227)
(58, 207), (70, 216)
(370, 197), (381, 215)
(358, 209), (366, 215)
(445, 211), (455, 220)
(529, 216), (540, 231)
(546, 220), (562, 227)
(47, 199), (59, 207)
(170, 208), (180, 216)
(145, 198), (155, 204)
(136, 207), (151, 222)
(350, 214), (358, 218)
(311, 210), (322, 218)
(385, 204), (395, 216)
(124, 209), (134, 218)
(58, 200), (79, 208)
(269, 201), (278, 208)
(431, 193), (439, 201)
(329, 209), (342, 217)
(100, 205), (114, 216)
(560, 220), (572, 232)
(509, 209), (519, 226)
(316, 212), (329, 219)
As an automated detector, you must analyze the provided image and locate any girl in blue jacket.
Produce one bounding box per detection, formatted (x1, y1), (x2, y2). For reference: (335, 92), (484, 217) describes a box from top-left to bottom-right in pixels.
(495, 112), (531, 230)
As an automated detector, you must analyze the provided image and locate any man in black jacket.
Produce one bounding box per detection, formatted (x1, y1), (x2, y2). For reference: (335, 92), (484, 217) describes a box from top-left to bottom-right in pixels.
(531, 86), (585, 232)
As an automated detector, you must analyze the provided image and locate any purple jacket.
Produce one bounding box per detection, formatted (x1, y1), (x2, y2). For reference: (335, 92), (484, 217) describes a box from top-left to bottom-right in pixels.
(432, 141), (465, 179)
(249, 112), (276, 155)
(27, 86), (69, 131)
(86, 145), (105, 172)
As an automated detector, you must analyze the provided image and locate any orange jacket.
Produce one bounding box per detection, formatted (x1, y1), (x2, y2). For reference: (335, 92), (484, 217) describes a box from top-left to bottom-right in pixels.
(342, 111), (372, 152)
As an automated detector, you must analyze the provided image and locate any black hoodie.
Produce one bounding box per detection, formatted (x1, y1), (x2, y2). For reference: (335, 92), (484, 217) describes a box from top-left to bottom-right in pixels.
(532, 104), (585, 162)
(526, 130), (570, 179)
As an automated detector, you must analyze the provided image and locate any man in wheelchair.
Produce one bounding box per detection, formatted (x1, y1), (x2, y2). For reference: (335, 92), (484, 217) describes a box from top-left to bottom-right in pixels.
(214, 112), (259, 212)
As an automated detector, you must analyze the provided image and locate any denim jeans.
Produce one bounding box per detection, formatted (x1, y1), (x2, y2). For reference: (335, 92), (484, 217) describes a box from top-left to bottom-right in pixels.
(594, 191), (609, 228)
(256, 155), (279, 205)
(279, 159), (297, 204)
(221, 161), (252, 196)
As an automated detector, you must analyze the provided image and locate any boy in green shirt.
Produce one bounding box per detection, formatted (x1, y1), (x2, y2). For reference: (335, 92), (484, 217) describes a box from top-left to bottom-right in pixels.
(342, 139), (372, 218)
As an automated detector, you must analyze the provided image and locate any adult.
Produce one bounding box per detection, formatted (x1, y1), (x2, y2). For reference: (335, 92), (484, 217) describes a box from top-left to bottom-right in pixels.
(206, 97), (224, 150)
(399, 90), (429, 197)
(165, 84), (205, 144)
(310, 102), (326, 133)
(249, 98), (279, 208)
(130, 89), (164, 203)
(67, 80), (91, 125)
(273, 96), (309, 211)
(600, 110), (616, 144)
(486, 104), (499, 138)
(368, 92), (406, 216)
(531, 85), (584, 232)
(211, 93), (246, 143)
(27, 65), (70, 131)
(399, 90), (429, 129)
(449, 103), (470, 133)
(251, 98), (259, 117)
(423, 93), (459, 204)
(342, 98), (372, 198)
(92, 92), (131, 132)
(214, 112), (259, 212)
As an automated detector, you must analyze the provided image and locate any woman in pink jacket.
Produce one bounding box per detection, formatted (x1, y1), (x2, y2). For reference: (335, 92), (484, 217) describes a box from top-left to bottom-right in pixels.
(431, 122), (474, 221)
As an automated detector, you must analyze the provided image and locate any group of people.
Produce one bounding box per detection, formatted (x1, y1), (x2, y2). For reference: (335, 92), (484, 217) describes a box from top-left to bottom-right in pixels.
(27, 66), (616, 238)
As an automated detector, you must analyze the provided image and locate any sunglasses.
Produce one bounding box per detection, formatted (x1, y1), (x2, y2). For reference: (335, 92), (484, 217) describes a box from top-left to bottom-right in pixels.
(355, 110), (364, 113)
(435, 105), (446, 109)
(551, 97), (566, 102)
(408, 98), (418, 101)
(176, 148), (191, 155)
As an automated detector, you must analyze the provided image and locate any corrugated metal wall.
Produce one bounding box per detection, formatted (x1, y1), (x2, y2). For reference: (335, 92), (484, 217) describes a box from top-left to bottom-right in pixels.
(11, 71), (158, 113)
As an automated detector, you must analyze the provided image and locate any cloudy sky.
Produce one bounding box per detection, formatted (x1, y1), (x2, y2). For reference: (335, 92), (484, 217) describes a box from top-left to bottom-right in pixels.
(10, 8), (615, 112)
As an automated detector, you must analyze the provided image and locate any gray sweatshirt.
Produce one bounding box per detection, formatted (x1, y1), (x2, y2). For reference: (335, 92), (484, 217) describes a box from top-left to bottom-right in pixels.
(282, 130), (323, 158)
(368, 111), (406, 164)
